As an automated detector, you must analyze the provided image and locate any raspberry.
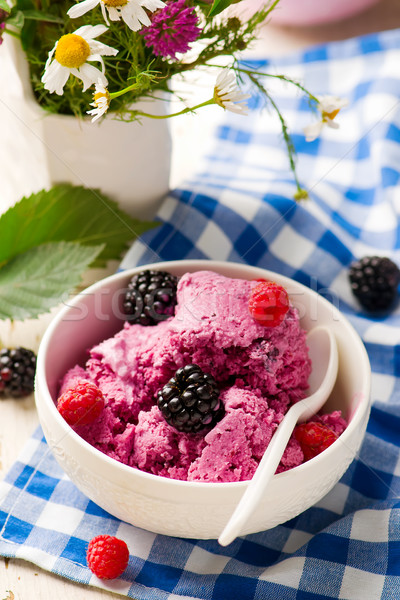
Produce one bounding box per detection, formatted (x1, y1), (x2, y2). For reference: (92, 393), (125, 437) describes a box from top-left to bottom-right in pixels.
(86, 535), (129, 580)
(0, 347), (36, 397)
(248, 281), (290, 327)
(294, 421), (337, 461)
(349, 256), (400, 312)
(122, 269), (178, 325)
(157, 364), (224, 433)
(57, 381), (105, 426)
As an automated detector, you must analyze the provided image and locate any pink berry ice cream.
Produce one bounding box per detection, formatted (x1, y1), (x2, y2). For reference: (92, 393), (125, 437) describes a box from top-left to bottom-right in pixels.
(59, 270), (346, 482)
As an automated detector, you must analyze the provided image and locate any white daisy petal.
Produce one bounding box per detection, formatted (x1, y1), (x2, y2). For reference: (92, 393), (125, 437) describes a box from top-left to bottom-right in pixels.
(44, 43), (57, 70)
(216, 69), (230, 88)
(89, 39), (119, 56)
(67, 0), (100, 19)
(73, 24), (108, 39)
(141, 0), (165, 11)
(303, 94), (347, 140)
(318, 95), (348, 113)
(86, 54), (106, 71)
(42, 24), (117, 96)
(87, 105), (105, 122)
(325, 118), (340, 130)
(42, 62), (70, 95)
(74, 62), (107, 91)
(100, 2), (110, 25)
(214, 69), (249, 115)
(121, 4), (150, 30)
(87, 80), (110, 122)
(303, 121), (323, 142)
(107, 6), (122, 21)
(224, 102), (248, 115)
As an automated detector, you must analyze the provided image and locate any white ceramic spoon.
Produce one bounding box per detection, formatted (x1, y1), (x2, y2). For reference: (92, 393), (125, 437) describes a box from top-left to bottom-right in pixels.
(218, 325), (339, 547)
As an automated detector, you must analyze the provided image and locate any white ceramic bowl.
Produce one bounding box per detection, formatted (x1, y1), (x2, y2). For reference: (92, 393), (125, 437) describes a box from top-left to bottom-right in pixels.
(35, 260), (371, 540)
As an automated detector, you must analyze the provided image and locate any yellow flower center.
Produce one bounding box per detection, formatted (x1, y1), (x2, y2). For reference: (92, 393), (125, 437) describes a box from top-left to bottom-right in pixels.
(213, 89), (225, 109)
(94, 89), (110, 107)
(322, 108), (340, 122)
(101, 0), (128, 6)
(55, 34), (90, 69)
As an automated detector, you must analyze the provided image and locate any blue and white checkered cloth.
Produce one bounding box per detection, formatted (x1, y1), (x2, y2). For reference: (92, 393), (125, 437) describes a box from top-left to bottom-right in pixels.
(2, 27), (400, 599)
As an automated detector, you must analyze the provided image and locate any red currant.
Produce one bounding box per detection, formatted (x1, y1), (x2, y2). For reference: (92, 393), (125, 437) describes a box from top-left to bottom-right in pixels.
(248, 281), (289, 327)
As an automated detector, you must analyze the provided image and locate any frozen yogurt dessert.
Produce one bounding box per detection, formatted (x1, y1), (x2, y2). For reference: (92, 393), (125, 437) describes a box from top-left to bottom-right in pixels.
(58, 270), (347, 482)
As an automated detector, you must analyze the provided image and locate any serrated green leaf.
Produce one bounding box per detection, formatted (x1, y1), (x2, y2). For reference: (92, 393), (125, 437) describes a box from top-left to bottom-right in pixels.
(0, 242), (103, 321)
(0, 184), (157, 269)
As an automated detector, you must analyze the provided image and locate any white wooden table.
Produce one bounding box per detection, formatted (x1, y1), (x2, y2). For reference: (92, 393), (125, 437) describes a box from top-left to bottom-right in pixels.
(1, 0), (400, 596)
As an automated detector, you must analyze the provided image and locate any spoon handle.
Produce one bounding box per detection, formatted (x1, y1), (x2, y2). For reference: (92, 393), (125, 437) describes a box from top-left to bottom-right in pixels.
(218, 401), (307, 547)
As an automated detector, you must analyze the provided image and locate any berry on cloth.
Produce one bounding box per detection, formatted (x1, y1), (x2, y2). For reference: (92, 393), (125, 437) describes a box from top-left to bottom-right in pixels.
(86, 534), (129, 580)
(122, 269), (178, 325)
(349, 255), (400, 312)
(248, 281), (290, 327)
(294, 421), (337, 461)
(157, 364), (224, 433)
(57, 381), (105, 426)
(0, 347), (36, 397)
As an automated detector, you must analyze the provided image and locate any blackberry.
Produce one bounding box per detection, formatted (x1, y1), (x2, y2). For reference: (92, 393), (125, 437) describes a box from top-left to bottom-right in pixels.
(349, 256), (400, 312)
(0, 347), (36, 397)
(122, 270), (178, 325)
(157, 364), (224, 433)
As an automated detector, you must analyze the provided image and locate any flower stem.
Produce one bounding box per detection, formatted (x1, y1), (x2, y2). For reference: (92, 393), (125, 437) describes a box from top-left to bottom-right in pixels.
(128, 98), (216, 120)
(4, 28), (21, 39)
(213, 63), (319, 106)
(246, 72), (308, 199)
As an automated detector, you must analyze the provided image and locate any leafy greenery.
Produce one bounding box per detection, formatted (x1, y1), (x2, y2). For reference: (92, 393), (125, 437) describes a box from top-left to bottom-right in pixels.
(5, 0), (279, 118)
(0, 184), (155, 268)
(1, 0), (319, 196)
(0, 184), (156, 320)
(0, 241), (103, 320)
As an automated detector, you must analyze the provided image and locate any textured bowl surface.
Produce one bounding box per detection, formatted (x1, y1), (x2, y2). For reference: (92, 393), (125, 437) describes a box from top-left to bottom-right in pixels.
(35, 260), (371, 539)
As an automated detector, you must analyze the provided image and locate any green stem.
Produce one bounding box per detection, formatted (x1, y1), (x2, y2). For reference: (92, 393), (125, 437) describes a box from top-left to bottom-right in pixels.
(133, 98), (216, 119)
(209, 63), (319, 105)
(247, 72), (307, 199)
(110, 84), (144, 100)
(4, 28), (21, 39)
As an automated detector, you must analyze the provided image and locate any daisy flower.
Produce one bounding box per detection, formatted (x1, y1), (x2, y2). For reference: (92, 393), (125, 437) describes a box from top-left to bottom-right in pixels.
(41, 24), (118, 96)
(87, 80), (111, 122)
(67, 0), (165, 33)
(303, 95), (348, 142)
(213, 70), (250, 115)
(140, 0), (201, 60)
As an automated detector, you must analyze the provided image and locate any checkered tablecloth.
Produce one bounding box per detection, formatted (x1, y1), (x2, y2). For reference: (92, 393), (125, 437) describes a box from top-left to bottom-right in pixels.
(2, 27), (400, 599)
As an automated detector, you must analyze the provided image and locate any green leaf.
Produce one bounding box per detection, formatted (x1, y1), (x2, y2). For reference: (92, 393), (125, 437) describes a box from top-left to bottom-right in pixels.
(20, 16), (36, 49)
(0, 0), (9, 12)
(0, 241), (103, 321)
(0, 184), (156, 269)
(21, 9), (63, 22)
(6, 10), (24, 27)
(207, 0), (234, 18)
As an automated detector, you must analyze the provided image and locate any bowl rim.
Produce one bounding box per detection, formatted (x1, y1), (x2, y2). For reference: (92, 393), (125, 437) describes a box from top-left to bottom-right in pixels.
(35, 259), (371, 490)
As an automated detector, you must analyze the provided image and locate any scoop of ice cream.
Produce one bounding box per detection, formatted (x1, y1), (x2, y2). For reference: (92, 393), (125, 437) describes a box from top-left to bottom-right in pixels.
(59, 270), (321, 482)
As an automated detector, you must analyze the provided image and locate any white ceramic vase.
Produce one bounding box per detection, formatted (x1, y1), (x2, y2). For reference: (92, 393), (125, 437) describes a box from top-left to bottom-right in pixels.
(0, 37), (172, 220)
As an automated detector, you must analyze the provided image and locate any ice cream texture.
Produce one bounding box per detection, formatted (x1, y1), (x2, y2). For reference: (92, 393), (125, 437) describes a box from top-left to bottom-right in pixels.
(60, 270), (347, 482)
